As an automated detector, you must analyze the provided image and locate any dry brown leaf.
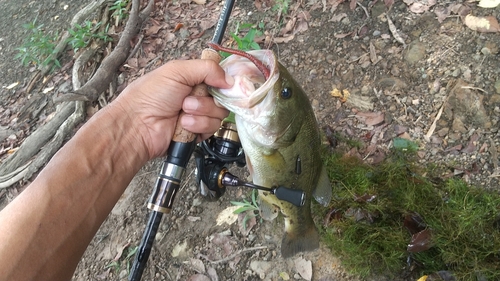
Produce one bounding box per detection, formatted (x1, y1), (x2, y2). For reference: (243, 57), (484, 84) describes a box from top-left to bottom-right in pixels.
(187, 274), (210, 281)
(356, 111), (385, 126)
(349, 0), (356, 10)
(434, 6), (451, 23)
(330, 12), (347, 22)
(463, 14), (500, 33)
(191, 0), (206, 4)
(369, 42), (378, 64)
(272, 35), (295, 44)
(334, 31), (354, 38)
(145, 24), (163, 35)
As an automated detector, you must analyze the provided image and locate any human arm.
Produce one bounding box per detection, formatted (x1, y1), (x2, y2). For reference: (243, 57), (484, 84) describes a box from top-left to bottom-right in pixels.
(0, 59), (232, 281)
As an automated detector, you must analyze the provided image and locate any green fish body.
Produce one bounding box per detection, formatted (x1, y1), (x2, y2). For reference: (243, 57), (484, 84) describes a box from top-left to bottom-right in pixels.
(209, 50), (332, 257)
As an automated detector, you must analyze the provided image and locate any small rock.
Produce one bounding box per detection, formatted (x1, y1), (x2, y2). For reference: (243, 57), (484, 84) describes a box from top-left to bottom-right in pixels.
(119, 270), (128, 279)
(404, 41), (426, 64)
(437, 127), (449, 137)
(494, 80), (500, 94)
(452, 118), (467, 133)
(250, 261), (272, 278)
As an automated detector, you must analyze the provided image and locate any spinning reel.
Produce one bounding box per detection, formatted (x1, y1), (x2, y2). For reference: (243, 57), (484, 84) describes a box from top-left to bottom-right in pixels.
(194, 120), (306, 207)
(194, 120), (245, 200)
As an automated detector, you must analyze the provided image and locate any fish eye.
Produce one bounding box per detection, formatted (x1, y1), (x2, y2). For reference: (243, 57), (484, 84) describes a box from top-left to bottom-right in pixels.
(281, 87), (292, 99)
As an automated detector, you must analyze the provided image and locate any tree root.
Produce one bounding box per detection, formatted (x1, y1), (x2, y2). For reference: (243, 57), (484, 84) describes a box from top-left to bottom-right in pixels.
(0, 0), (154, 189)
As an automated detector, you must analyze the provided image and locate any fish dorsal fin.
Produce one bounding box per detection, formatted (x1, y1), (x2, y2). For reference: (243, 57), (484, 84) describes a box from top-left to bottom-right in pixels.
(313, 166), (332, 206)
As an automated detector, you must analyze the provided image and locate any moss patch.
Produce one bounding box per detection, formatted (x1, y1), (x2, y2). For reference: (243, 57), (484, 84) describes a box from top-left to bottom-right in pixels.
(314, 150), (500, 280)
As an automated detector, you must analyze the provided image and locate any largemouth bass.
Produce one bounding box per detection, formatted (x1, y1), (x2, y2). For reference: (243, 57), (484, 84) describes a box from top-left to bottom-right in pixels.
(208, 46), (332, 257)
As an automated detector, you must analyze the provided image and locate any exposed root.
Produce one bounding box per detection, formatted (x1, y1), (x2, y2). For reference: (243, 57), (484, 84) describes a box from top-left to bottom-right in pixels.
(0, 0), (154, 189)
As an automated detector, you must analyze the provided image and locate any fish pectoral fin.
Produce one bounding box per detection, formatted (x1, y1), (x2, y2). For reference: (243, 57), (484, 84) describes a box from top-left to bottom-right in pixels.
(312, 166), (332, 206)
(258, 194), (279, 221)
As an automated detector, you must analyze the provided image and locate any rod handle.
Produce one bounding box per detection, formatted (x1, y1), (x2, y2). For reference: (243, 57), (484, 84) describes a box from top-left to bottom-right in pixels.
(172, 48), (222, 143)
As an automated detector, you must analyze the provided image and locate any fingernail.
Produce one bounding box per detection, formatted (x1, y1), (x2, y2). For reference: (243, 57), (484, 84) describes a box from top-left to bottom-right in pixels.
(225, 73), (235, 86)
(181, 115), (195, 127)
(183, 97), (199, 111)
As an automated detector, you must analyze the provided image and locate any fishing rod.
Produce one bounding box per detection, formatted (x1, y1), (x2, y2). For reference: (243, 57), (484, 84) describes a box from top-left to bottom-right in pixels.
(128, 1), (235, 280)
(129, 0), (306, 278)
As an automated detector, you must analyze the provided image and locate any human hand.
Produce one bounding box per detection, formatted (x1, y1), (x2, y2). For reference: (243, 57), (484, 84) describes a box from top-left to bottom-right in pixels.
(112, 59), (233, 159)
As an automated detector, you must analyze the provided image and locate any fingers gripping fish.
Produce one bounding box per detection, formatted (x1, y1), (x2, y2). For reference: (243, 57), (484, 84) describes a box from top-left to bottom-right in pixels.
(208, 43), (332, 258)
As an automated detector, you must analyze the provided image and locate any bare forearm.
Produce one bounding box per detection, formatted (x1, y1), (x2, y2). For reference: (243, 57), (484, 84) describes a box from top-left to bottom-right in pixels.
(0, 104), (148, 281)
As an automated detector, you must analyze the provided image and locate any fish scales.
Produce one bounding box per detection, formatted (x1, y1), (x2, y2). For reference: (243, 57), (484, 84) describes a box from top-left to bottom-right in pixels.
(209, 49), (332, 257)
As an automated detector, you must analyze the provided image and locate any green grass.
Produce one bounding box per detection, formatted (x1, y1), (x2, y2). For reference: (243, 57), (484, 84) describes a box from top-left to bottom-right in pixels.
(16, 18), (113, 72)
(231, 189), (261, 229)
(67, 20), (112, 53)
(315, 143), (500, 280)
(15, 20), (60, 70)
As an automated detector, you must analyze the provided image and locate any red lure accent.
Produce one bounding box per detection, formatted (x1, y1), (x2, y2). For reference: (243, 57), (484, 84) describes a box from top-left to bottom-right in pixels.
(207, 42), (271, 80)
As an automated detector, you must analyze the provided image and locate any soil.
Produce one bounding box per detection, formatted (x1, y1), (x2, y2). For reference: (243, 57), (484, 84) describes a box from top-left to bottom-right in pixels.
(1, 0), (499, 281)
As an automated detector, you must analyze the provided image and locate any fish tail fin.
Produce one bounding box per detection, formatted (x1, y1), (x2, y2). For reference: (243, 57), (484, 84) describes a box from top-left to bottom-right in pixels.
(281, 220), (320, 258)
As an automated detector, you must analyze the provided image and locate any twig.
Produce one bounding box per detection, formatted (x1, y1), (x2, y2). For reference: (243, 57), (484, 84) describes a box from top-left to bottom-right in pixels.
(127, 34), (144, 61)
(385, 14), (406, 48)
(424, 103), (445, 142)
(199, 246), (268, 264)
(461, 86), (487, 93)
(356, 1), (370, 18)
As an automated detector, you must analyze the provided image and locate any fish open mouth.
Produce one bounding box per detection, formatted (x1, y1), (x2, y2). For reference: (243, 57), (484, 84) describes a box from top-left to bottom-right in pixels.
(209, 50), (279, 111)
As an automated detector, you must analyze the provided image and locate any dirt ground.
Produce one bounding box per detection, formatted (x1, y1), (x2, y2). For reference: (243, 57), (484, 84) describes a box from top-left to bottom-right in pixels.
(1, 0), (499, 280)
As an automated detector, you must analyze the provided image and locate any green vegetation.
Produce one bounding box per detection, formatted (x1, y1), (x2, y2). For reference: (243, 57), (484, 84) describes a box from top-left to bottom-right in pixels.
(315, 141), (500, 280)
(16, 14), (114, 71)
(105, 245), (138, 273)
(231, 189), (261, 229)
(110, 0), (129, 23)
(272, 0), (290, 16)
(15, 20), (60, 69)
(67, 20), (112, 52)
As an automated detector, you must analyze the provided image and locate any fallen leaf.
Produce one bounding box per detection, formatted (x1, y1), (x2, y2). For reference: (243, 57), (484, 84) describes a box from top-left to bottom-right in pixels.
(369, 42), (378, 63)
(330, 88), (350, 102)
(334, 31), (354, 38)
(238, 212), (256, 236)
(191, 0), (206, 4)
(330, 12), (347, 22)
(216, 206), (239, 226)
(187, 274), (210, 281)
(294, 257), (312, 281)
(478, 0), (500, 8)
(407, 229), (432, 253)
(461, 133), (479, 153)
(404, 212), (427, 234)
(349, 0), (356, 10)
(356, 111), (385, 126)
(434, 5), (452, 22)
(207, 267), (218, 281)
(145, 24), (163, 35)
(171, 240), (188, 258)
(189, 258), (206, 274)
(463, 14), (500, 33)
